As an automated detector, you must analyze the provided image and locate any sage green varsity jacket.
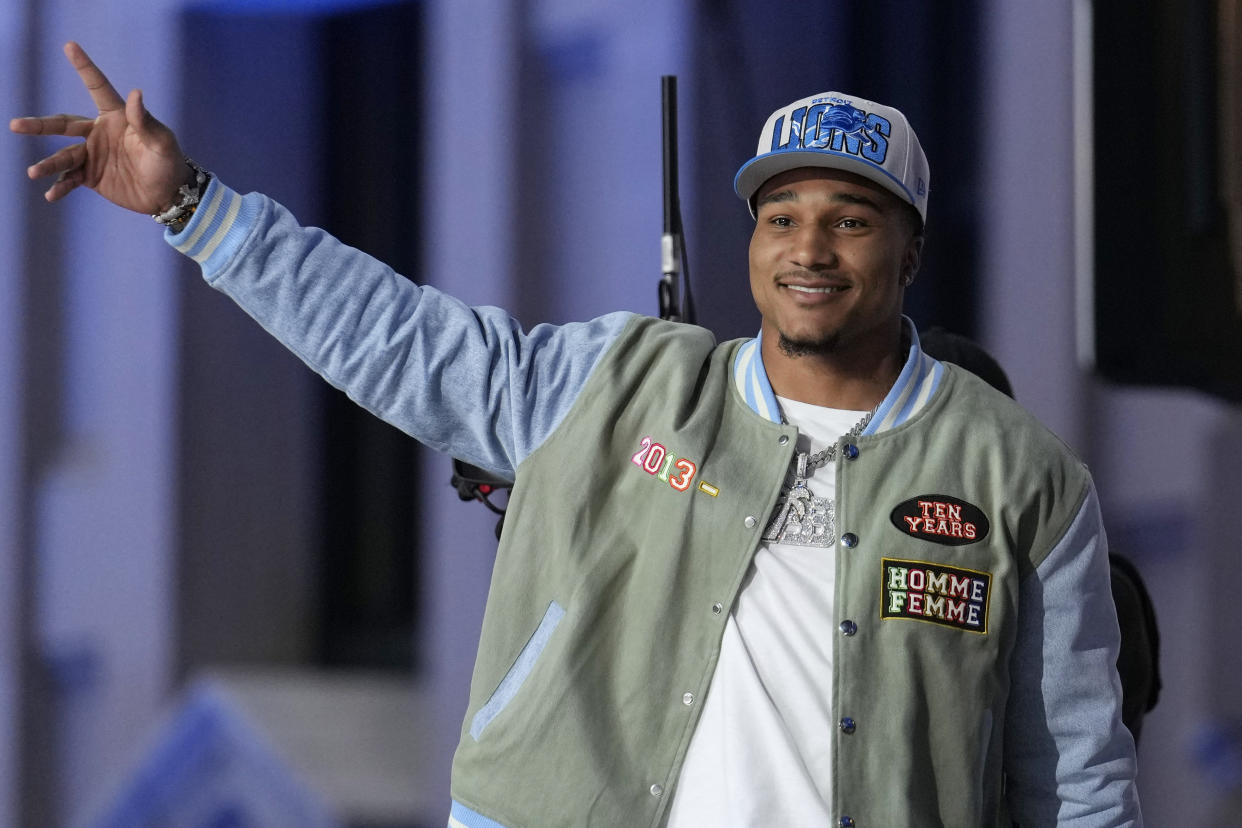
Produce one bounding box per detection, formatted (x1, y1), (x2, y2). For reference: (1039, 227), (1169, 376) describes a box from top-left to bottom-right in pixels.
(169, 179), (1141, 828)
(448, 318), (1132, 828)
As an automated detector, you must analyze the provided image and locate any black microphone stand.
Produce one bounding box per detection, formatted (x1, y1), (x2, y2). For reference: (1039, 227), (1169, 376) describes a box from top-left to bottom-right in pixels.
(658, 75), (695, 324)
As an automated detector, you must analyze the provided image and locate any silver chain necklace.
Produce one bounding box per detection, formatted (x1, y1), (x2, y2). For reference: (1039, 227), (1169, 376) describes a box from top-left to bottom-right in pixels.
(763, 406), (875, 548)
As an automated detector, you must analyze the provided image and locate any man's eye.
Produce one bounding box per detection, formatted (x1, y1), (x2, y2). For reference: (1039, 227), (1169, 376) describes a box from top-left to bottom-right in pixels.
(837, 217), (866, 229)
(770, 216), (793, 227)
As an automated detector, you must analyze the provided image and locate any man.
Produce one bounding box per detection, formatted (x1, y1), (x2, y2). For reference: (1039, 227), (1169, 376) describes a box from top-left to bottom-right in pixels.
(14, 43), (1141, 826)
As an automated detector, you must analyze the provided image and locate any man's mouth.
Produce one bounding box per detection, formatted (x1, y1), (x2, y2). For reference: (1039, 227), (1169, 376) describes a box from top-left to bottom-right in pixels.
(784, 284), (847, 294)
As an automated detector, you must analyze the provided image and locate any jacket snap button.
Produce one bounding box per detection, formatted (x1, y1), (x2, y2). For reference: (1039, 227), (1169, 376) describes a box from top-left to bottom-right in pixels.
(778, 435), (789, 446)
(844, 444), (859, 460)
(744, 515), (757, 528)
(839, 717), (856, 734)
(712, 602), (723, 615)
(839, 817), (855, 828)
(839, 620), (857, 636)
(683, 692), (694, 706)
(840, 532), (859, 548)
(650, 784), (664, 797)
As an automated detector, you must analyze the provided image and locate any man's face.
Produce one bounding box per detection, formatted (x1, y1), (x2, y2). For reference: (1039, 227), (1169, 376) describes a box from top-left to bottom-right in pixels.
(748, 166), (921, 359)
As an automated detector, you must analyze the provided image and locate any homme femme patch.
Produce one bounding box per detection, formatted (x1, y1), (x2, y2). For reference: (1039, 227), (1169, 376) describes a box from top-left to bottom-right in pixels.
(890, 494), (990, 546)
(881, 558), (991, 633)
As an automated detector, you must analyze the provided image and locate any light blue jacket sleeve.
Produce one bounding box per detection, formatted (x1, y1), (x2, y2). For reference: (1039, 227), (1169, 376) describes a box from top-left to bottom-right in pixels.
(166, 177), (632, 479)
(1005, 482), (1144, 825)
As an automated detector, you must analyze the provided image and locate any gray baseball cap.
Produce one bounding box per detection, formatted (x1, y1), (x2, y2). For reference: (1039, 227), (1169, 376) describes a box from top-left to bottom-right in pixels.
(735, 91), (930, 224)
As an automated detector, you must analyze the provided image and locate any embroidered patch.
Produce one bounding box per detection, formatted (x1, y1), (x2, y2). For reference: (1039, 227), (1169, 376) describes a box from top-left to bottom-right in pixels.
(890, 495), (989, 545)
(881, 558), (991, 634)
(630, 436), (702, 493)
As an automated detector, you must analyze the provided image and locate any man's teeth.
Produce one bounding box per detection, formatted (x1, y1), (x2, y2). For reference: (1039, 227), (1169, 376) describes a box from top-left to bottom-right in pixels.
(786, 284), (843, 294)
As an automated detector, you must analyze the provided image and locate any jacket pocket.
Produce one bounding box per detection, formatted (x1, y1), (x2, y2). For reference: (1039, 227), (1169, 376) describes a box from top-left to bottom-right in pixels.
(469, 600), (565, 741)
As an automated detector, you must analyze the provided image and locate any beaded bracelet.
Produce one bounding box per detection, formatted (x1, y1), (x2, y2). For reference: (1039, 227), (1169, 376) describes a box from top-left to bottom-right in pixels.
(152, 157), (210, 233)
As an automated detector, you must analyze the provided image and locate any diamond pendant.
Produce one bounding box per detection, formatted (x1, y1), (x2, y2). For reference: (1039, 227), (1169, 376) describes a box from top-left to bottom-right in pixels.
(780, 485), (836, 547)
(762, 454), (837, 548)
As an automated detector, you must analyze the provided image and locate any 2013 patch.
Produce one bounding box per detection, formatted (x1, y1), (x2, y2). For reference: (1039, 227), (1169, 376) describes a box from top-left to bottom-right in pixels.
(881, 558), (991, 634)
(630, 435), (708, 494)
(890, 495), (989, 546)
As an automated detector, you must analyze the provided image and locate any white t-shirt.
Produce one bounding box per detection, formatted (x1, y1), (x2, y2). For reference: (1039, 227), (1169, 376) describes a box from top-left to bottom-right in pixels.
(666, 398), (871, 826)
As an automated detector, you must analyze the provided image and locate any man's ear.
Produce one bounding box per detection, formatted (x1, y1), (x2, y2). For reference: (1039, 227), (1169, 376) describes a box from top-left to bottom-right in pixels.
(901, 235), (924, 287)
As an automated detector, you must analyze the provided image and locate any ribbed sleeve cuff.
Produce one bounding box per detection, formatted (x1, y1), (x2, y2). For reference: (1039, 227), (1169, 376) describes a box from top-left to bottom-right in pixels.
(164, 176), (261, 280)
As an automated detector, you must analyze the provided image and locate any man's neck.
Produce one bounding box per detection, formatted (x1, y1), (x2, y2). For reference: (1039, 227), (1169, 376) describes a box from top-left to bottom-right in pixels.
(761, 326), (906, 411)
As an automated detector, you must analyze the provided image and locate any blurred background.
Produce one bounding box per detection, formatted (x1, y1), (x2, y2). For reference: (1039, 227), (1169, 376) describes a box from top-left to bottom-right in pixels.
(2, 0), (1241, 825)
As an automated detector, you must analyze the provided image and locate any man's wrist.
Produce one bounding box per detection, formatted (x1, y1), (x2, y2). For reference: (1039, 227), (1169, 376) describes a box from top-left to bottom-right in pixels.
(153, 157), (211, 234)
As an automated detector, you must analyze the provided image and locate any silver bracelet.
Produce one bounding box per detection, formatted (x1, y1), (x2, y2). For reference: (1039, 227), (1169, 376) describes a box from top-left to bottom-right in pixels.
(153, 157), (210, 230)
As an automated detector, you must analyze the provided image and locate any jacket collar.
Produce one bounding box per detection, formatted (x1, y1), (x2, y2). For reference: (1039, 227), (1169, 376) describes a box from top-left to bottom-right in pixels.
(732, 316), (943, 434)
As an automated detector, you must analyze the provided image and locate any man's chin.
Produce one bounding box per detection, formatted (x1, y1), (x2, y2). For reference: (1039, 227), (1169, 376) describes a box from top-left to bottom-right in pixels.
(777, 332), (840, 358)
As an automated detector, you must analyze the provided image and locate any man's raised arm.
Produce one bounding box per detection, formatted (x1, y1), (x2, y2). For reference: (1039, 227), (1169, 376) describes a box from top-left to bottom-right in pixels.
(10, 41), (633, 479)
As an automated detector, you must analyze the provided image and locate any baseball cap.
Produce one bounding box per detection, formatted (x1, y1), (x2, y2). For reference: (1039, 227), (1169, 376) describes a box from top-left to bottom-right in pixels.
(734, 91), (930, 224)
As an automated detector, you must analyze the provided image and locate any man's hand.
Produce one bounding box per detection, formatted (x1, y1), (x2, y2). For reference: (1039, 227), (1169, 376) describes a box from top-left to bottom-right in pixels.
(10, 41), (193, 214)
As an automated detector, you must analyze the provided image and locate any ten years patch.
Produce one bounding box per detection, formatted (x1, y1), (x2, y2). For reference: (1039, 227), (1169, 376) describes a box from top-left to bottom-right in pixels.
(890, 495), (990, 546)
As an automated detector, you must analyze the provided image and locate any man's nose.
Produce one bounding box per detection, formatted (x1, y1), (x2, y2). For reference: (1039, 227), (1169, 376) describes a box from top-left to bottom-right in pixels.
(790, 224), (837, 269)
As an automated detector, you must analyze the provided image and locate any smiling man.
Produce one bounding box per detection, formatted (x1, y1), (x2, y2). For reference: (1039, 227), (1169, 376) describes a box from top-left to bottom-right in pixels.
(14, 46), (1141, 826)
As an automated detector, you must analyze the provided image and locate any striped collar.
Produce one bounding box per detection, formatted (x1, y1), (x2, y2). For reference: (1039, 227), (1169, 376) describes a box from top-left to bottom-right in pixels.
(732, 317), (944, 434)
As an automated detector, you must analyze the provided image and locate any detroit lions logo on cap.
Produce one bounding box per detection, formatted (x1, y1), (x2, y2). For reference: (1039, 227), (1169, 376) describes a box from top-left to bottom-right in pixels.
(770, 98), (891, 166)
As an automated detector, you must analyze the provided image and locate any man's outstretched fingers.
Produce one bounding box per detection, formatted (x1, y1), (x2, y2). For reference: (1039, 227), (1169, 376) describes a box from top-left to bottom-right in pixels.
(8, 113), (94, 137)
(126, 89), (156, 139)
(64, 41), (124, 113)
(27, 142), (87, 181)
(44, 167), (84, 203)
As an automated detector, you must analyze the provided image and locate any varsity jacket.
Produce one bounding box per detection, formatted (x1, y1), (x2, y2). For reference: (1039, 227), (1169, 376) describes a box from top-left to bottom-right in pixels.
(167, 178), (1142, 827)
